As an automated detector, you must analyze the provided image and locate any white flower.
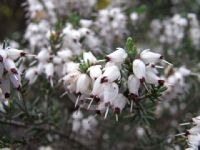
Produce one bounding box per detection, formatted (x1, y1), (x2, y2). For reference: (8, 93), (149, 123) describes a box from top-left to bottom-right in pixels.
(128, 74), (140, 97)
(25, 67), (38, 84)
(83, 52), (97, 64)
(57, 49), (72, 62)
(45, 63), (54, 78)
(91, 75), (104, 100)
(103, 82), (119, 105)
(76, 74), (91, 94)
(88, 65), (102, 80)
(63, 62), (79, 74)
(101, 65), (121, 83)
(0, 49), (7, 62)
(193, 116), (200, 125)
(80, 19), (93, 28)
(3, 58), (18, 74)
(5, 47), (26, 60)
(9, 73), (21, 89)
(132, 59), (146, 82)
(187, 134), (200, 149)
(145, 67), (164, 85)
(0, 75), (10, 98)
(140, 49), (162, 64)
(37, 48), (50, 62)
(106, 48), (127, 64)
(112, 94), (127, 113)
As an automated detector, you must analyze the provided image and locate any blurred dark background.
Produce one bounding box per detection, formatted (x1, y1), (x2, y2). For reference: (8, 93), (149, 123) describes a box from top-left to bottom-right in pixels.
(0, 0), (26, 41)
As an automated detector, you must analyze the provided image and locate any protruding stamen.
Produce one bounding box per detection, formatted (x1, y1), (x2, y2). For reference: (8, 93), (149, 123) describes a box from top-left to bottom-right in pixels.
(162, 59), (173, 66)
(87, 98), (94, 110)
(115, 114), (119, 122)
(130, 100), (133, 113)
(104, 107), (109, 119)
(75, 95), (80, 108)
(60, 91), (68, 98)
(180, 122), (191, 126)
(143, 82), (149, 92)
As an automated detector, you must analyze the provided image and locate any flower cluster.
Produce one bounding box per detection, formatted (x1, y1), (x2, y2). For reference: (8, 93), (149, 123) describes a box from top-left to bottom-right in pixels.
(149, 13), (200, 50)
(156, 66), (192, 116)
(60, 45), (171, 119)
(96, 7), (127, 47)
(71, 110), (98, 136)
(149, 14), (187, 48)
(0, 44), (32, 112)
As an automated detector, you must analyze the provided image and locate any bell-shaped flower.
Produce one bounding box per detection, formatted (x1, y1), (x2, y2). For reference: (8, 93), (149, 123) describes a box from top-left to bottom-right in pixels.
(101, 65), (120, 83)
(103, 82), (119, 105)
(112, 94), (127, 113)
(91, 75), (104, 100)
(106, 48), (127, 64)
(140, 49), (162, 64)
(37, 48), (50, 62)
(37, 63), (45, 74)
(0, 49), (7, 62)
(192, 116), (200, 125)
(6, 47), (26, 60)
(83, 52), (97, 64)
(9, 73), (21, 89)
(62, 71), (80, 86)
(76, 74), (91, 94)
(45, 63), (54, 79)
(145, 68), (165, 86)
(96, 102), (107, 115)
(3, 58), (18, 74)
(132, 59), (146, 82)
(0, 75), (10, 98)
(88, 65), (102, 80)
(53, 56), (63, 65)
(128, 74), (140, 97)
(25, 67), (38, 84)
(57, 49), (72, 62)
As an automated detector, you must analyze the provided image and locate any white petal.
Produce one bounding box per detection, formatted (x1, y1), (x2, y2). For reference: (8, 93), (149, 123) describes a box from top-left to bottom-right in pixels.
(128, 74), (140, 96)
(132, 59), (146, 82)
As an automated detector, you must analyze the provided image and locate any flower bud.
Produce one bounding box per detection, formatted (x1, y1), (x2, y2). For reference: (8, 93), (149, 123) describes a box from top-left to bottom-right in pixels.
(3, 58), (18, 74)
(83, 52), (97, 64)
(103, 82), (119, 105)
(88, 65), (102, 80)
(101, 65), (120, 83)
(0, 76), (10, 98)
(145, 69), (164, 86)
(57, 49), (72, 62)
(25, 67), (38, 84)
(45, 63), (54, 78)
(132, 59), (146, 82)
(37, 49), (50, 62)
(76, 74), (91, 94)
(6, 47), (26, 60)
(128, 74), (140, 97)
(91, 75), (104, 99)
(0, 49), (7, 62)
(140, 49), (162, 64)
(106, 48), (127, 64)
(112, 94), (127, 113)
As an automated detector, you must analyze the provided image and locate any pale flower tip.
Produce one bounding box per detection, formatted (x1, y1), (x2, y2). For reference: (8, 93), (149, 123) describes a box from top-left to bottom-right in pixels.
(115, 114), (119, 122)
(104, 107), (109, 119)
